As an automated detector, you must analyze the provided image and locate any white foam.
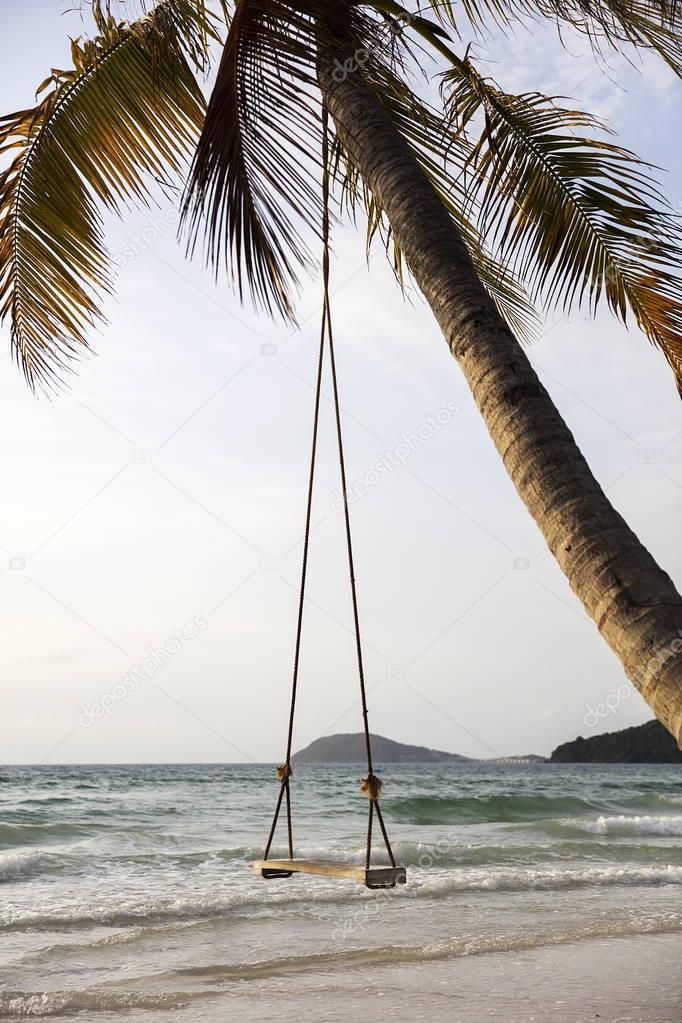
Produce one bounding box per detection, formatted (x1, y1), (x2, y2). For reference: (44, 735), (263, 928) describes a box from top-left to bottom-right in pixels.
(417, 862), (682, 895)
(0, 989), (194, 1018)
(1, 880), (369, 931)
(0, 849), (51, 881)
(566, 815), (682, 837)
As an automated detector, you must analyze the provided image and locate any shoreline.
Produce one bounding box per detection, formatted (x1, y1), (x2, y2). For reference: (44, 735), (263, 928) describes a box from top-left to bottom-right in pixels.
(3, 931), (679, 1022)
(214, 932), (681, 1023)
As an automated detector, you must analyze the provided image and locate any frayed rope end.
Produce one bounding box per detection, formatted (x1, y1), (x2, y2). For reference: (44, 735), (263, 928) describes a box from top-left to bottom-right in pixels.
(360, 774), (383, 799)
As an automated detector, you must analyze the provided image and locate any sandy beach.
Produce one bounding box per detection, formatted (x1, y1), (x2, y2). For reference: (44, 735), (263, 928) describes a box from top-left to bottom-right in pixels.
(4, 933), (678, 1021)
(206, 933), (681, 1023)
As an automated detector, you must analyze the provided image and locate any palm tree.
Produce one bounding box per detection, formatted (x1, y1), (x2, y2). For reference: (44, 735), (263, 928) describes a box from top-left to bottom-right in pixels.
(1, 0), (681, 741)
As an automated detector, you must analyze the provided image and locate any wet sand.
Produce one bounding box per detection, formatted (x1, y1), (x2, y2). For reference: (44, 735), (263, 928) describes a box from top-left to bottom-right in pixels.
(210, 933), (680, 1023)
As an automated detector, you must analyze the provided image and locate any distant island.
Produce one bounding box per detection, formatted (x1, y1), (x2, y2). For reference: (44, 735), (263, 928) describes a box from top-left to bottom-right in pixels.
(292, 732), (545, 764)
(551, 719), (682, 764)
(292, 733), (469, 764)
(292, 722), (682, 765)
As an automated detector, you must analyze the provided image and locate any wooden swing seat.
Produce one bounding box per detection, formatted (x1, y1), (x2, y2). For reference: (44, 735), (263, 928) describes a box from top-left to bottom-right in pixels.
(253, 858), (407, 889)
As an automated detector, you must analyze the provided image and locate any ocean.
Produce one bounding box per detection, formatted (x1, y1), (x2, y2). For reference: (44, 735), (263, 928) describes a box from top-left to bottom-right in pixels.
(1, 762), (681, 1021)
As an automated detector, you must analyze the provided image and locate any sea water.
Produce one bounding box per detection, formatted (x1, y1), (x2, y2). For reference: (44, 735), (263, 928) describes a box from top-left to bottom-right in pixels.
(1, 762), (681, 1019)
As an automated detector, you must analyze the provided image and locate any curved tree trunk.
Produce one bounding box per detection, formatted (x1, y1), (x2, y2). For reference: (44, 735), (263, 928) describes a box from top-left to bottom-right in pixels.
(318, 54), (682, 746)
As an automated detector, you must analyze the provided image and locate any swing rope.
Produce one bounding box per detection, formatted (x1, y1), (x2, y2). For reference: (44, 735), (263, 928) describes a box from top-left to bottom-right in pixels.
(263, 106), (396, 872)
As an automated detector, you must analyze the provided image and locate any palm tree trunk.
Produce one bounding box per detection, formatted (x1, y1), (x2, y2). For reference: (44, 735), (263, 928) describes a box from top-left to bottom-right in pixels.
(318, 54), (682, 745)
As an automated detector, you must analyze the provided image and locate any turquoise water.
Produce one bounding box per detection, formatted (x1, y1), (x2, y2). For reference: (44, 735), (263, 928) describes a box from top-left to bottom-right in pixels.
(1, 762), (681, 1019)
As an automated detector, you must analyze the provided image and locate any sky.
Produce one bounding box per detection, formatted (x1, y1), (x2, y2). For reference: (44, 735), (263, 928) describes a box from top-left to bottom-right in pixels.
(0, 1), (681, 764)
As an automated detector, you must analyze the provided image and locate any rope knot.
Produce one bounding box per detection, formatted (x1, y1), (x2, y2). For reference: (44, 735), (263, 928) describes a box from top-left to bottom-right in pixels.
(360, 774), (383, 800)
(276, 763), (292, 782)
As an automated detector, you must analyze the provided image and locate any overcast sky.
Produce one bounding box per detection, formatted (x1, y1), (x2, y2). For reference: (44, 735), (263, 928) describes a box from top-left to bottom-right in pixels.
(1, 2), (680, 764)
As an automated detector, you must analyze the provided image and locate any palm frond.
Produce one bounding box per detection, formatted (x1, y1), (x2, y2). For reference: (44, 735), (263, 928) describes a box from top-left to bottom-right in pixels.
(550, 0), (682, 75)
(0, 1), (211, 392)
(417, 0), (682, 77)
(181, 0), (387, 319)
(442, 58), (682, 389)
(90, 0), (222, 65)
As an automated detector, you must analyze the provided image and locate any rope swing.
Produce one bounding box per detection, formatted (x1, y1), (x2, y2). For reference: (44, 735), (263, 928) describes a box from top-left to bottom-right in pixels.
(253, 108), (405, 891)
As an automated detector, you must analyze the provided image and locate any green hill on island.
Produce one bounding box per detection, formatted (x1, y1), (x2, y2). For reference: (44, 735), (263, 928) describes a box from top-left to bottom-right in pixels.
(551, 720), (682, 763)
(292, 733), (470, 764)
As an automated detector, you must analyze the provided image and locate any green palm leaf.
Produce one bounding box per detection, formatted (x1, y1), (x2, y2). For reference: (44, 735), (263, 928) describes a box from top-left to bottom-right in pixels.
(0, 1), (212, 392)
(419, 0), (682, 77)
(572, 0), (682, 76)
(181, 0), (387, 319)
(181, 0), (319, 318)
(443, 58), (682, 389)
